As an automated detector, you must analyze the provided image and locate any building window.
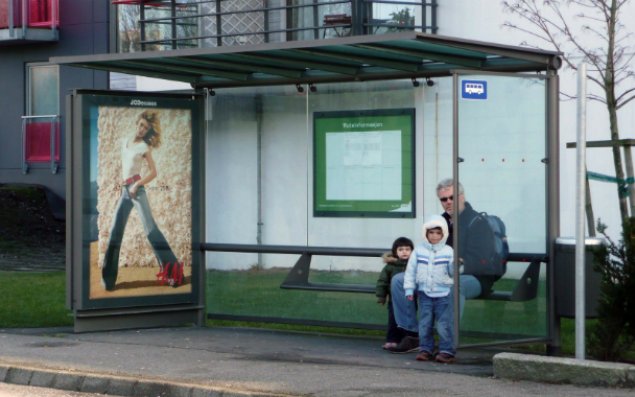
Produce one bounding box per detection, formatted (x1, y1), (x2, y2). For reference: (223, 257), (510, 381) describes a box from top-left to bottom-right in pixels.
(117, 2), (142, 52)
(112, 0), (436, 51)
(287, 0), (351, 41)
(27, 63), (59, 116)
(24, 63), (60, 168)
(116, 0), (200, 52)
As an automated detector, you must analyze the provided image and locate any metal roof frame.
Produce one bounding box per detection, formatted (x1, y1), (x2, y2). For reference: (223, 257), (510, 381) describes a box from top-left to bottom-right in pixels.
(51, 31), (561, 89)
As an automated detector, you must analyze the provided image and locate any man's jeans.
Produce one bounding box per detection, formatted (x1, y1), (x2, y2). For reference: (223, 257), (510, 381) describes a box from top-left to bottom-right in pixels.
(386, 300), (407, 343)
(390, 272), (482, 332)
(418, 292), (455, 355)
(102, 186), (177, 289)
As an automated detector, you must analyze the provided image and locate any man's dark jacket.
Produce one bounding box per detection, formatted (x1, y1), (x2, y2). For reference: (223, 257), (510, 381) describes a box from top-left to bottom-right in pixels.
(442, 201), (499, 296)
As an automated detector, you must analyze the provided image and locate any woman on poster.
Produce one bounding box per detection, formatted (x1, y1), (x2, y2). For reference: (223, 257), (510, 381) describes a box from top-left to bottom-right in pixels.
(101, 109), (183, 291)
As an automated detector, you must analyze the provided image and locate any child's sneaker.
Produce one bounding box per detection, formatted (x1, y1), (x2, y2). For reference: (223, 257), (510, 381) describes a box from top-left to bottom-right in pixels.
(415, 351), (433, 361)
(435, 352), (456, 364)
(387, 336), (419, 354)
(382, 342), (398, 350)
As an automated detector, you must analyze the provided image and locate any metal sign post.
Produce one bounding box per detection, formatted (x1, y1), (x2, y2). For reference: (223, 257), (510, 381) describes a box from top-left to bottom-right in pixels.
(575, 63), (587, 360)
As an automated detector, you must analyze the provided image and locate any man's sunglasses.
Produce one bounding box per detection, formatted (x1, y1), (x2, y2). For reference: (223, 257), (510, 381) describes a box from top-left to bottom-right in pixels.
(439, 195), (453, 203)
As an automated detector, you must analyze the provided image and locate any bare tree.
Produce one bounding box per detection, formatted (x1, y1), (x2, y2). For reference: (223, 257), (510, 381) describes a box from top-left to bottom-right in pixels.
(502, 0), (635, 224)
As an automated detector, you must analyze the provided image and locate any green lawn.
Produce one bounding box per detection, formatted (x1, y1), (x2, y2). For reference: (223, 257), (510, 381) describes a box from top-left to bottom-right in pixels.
(207, 268), (548, 346)
(207, 268), (384, 325)
(1, 271), (72, 328)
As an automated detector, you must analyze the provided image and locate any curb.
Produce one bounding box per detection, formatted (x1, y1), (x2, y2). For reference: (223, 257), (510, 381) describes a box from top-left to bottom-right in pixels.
(0, 362), (297, 397)
(493, 352), (635, 388)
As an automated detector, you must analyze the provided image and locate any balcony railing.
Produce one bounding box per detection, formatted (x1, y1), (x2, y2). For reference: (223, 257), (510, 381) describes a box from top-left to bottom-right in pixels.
(22, 115), (60, 174)
(113, 0), (437, 52)
(0, 0), (59, 44)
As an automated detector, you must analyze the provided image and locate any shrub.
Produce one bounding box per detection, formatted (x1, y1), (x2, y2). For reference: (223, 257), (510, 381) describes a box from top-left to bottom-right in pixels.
(588, 218), (635, 361)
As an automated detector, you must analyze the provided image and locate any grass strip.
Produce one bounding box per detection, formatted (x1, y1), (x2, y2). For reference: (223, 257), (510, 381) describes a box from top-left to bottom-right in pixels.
(1, 271), (72, 328)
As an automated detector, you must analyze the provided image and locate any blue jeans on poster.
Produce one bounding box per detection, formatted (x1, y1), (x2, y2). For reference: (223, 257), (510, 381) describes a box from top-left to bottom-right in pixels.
(391, 272), (482, 332)
(101, 185), (177, 290)
(417, 292), (455, 355)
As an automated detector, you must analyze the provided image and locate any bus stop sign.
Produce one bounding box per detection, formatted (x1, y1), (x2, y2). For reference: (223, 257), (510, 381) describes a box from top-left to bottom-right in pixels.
(462, 80), (487, 100)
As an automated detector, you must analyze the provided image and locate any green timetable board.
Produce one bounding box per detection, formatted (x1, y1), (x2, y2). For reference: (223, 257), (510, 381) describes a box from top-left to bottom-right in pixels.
(314, 109), (415, 218)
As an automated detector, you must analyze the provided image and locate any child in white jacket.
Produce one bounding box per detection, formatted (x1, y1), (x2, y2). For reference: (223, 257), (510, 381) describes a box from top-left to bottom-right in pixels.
(404, 214), (456, 363)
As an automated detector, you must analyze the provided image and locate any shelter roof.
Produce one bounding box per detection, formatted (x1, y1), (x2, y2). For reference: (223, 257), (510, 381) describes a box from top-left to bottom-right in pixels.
(51, 32), (561, 89)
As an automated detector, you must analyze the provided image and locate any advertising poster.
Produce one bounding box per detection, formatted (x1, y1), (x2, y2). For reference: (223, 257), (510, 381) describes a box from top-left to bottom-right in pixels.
(77, 91), (200, 309)
(314, 108), (415, 217)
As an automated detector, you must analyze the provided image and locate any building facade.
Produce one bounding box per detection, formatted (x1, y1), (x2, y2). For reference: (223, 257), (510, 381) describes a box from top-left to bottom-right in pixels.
(0, 0), (110, 215)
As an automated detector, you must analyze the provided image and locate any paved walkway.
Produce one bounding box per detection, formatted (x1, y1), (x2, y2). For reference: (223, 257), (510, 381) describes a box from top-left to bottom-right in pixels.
(1, 326), (633, 397)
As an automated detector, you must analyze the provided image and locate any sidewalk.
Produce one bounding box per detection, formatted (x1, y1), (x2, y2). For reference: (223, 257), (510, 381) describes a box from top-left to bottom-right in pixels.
(0, 326), (633, 397)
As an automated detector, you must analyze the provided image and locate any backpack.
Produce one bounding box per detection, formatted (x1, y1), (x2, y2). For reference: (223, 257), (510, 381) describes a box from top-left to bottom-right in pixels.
(468, 212), (509, 276)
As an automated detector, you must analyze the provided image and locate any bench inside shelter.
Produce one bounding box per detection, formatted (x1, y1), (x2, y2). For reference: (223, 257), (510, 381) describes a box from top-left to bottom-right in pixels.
(203, 244), (546, 302)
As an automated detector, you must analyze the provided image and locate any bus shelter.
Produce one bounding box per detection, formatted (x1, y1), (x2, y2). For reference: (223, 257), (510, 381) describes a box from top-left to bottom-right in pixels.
(54, 31), (562, 349)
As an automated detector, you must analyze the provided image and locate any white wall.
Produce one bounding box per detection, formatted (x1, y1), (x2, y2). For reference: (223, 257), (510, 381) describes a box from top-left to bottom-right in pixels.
(204, 83), (430, 271)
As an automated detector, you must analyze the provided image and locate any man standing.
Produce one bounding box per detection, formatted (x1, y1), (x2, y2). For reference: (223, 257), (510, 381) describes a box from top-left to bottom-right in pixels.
(388, 178), (499, 353)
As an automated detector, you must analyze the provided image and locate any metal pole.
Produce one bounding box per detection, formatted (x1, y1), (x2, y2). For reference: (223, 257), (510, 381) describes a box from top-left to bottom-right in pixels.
(575, 63), (587, 360)
(139, 1), (146, 51)
(256, 95), (263, 267)
(623, 145), (635, 217)
(21, 0), (27, 38)
(452, 72), (460, 347)
(546, 70), (561, 355)
(50, 118), (56, 174)
(21, 116), (28, 174)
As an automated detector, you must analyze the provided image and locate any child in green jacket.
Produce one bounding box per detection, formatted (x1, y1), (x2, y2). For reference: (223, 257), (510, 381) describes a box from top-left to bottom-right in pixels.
(376, 236), (414, 350)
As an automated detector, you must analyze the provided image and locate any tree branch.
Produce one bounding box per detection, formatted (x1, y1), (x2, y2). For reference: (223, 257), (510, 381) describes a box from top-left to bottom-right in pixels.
(616, 93), (635, 110)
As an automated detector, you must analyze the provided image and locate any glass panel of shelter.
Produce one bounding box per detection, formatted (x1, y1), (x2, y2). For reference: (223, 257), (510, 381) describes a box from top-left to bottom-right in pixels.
(205, 81), (422, 327)
(204, 76), (549, 346)
(454, 73), (548, 346)
(204, 85), (315, 322)
(303, 80), (418, 327)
